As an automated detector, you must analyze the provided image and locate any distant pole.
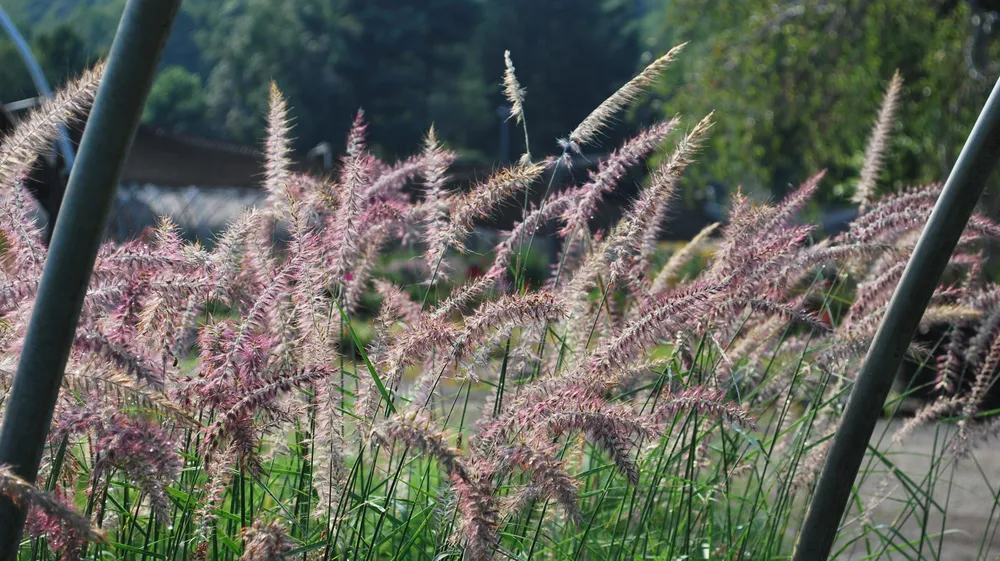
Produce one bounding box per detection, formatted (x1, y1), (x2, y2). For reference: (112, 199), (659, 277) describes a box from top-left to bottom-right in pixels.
(0, 6), (76, 170)
(0, 0), (182, 557)
(792, 74), (1000, 561)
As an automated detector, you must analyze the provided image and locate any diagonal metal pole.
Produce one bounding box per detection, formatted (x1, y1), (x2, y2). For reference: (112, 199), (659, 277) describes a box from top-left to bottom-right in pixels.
(0, 0), (182, 558)
(792, 75), (1000, 561)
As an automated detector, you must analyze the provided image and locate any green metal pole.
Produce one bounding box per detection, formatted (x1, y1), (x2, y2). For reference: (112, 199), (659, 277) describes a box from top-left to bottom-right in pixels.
(792, 76), (1000, 561)
(0, 0), (182, 557)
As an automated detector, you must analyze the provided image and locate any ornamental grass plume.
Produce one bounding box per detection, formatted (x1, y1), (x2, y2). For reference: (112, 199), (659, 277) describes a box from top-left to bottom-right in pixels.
(264, 82), (293, 219)
(605, 113), (712, 283)
(558, 118), (679, 239)
(651, 221), (719, 292)
(420, 126), (457, 269)
(3, 50), (1000, 561)
(0, 465), (104, 546)
(241, 520), (293, 561)
(496, 445), (581, 523)
(854, 70), (903, 210)
(0, 62), (105, 190)
(90, 412), (182, 520)
(502, 50), (526, 126)
(442, 161), (546, 254)
(563, 43), (686, 151)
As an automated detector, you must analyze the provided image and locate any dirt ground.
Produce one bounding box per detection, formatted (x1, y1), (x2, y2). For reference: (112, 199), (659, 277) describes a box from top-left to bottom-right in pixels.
(835, 418), (1000, 561)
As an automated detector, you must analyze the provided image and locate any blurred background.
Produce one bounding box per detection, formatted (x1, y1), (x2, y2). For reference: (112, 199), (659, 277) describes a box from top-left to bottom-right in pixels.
(2, 0), (1000, 242)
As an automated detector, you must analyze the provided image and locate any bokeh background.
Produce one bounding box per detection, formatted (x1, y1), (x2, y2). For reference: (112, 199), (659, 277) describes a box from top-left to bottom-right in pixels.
(3, 0), (1000, 236)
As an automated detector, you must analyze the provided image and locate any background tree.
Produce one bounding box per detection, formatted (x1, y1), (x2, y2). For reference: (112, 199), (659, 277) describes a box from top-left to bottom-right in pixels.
(142, 65), (209, 135)
(336, 0), (485, 159)
(191, 0), (356, 149)
(0, 40), (35, 103)
(474, 0), (642, 156)
(1, 0), (647, 162)
(0, 24), (91, 103)
(645, 0), (1000, 204)
(11, 0), (995, 200)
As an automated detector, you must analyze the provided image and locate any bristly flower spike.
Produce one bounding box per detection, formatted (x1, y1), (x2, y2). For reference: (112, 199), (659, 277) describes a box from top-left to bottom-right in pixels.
(241, 519), (293, 561)
(559, 118), (679, 239)
(0, 61), (105, 189)
(503, 49), (533, 163)
(561, 42), (685, 152)
(0, 464), (105, 545)
(854, 70), (902, 211)
(264, 82), (293, 219)
(503, 50), (526, 125)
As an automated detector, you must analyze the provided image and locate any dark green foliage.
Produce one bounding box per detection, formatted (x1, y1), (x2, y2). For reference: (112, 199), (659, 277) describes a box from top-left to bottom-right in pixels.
(337, 0), (484, 159)
(0, 41), (35, 103)
(1, 0), (645, 162)
(32, 25), (91, 84)
(142, 65), (208, 134)
(192, 0), (357, 147)
(474, 0), (642, 155)
(0, 24), (92, 102)
(7, 0), (999, 207)
(645, 0), (1000, 202)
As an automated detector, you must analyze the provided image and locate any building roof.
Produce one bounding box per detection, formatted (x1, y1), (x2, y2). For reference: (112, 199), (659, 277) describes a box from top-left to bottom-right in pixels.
(122, 125), (267, 188)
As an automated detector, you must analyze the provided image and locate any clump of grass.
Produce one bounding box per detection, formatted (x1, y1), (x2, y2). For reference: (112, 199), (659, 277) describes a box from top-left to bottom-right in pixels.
(0, 50), (998, 561)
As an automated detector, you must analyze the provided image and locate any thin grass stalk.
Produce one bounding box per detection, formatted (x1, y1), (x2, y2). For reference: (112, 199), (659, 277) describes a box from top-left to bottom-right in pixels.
(735, 333), (819, 560)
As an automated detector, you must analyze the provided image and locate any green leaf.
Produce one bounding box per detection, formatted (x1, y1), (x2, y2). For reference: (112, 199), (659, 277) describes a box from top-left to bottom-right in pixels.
(286, 542), (329, 556)
(333, 298), (395, 414)
(110, 542), (167, 559)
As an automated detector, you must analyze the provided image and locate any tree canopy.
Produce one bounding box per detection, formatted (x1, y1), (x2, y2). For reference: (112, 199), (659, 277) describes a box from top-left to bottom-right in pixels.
(0, 0), (644, 163)
(645, 0), (1000, 202)
(2, 0), (999, 201)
